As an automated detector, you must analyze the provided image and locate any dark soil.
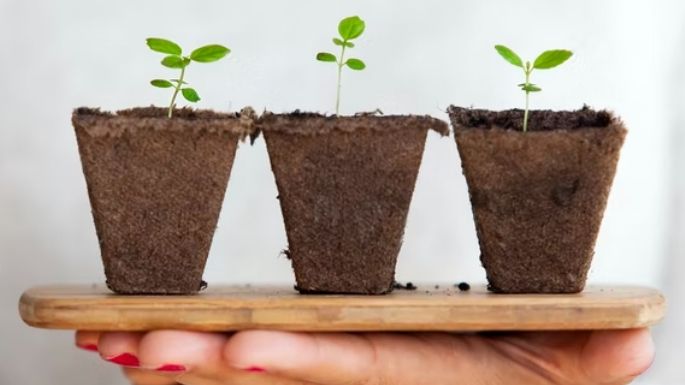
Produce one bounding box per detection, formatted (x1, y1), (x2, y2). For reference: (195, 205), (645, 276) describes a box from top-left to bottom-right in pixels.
(448, 106), (626, 293)
(258, 111), (449, 136)
(73, 107), (255, 294)
(261, 112), (448, 294)
(456, 282), (470, 292)
(393, 281), (418, 290)
(448, 105), (614, 132)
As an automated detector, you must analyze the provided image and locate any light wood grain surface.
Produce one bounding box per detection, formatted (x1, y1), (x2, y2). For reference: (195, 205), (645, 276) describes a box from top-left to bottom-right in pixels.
(19, 284), (666, 332)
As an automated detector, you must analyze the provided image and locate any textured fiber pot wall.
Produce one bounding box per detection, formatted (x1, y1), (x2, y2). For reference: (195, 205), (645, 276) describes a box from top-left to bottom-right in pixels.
(262, 113), (448, 294)
(73, 107), (254, 294)
(449, 106), (626, 293)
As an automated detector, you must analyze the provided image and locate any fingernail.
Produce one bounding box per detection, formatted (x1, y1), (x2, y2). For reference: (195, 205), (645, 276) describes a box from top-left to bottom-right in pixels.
(156, 364), (187, 372)
(244, 366), (266, 373)
(77, 343), (98, 352)
(106, 353), (140, 367)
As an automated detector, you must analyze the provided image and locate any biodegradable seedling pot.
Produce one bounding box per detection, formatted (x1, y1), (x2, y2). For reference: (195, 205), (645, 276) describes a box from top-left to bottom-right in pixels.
(448, 106), (626, 294)
(260, 112), (448, 294)
(73, 107), (255, 294)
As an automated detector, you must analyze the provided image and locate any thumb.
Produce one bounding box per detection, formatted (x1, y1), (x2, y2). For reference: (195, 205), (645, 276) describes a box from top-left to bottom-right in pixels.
(580, 329), (655, 384)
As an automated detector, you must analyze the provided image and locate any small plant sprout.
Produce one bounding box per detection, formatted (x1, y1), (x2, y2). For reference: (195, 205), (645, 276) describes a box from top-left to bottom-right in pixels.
(495, 45), (573, 132)
(147, 38), (230, 118)
(316, 16), (367, 115)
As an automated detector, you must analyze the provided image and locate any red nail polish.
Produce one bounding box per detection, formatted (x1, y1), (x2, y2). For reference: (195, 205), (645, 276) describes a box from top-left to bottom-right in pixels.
(245, 366), (266, 373)
(77, 344), (98, 352)
(106, 353), (140, 367)
(156, 364), (186, 372)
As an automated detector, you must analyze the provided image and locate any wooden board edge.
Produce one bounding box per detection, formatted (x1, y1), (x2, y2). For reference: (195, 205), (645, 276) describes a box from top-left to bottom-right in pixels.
(18, 285), (668, 332)
(18, 291), (39, 328)
(636, 292), (668, 328)
(18, 295), (668, 332)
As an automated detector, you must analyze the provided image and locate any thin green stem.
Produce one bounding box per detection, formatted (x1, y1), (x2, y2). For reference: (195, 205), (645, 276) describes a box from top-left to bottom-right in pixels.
(168, 63), (187, 119)
(523, 66), (531, 132)
(335, 44), (347, 116)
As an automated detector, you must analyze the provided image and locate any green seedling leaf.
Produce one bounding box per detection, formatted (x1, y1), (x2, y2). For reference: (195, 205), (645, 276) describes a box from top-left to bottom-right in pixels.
(519, 84), (542, 92)
(495, 45), (523, 68)
(161, 55), (186, 69)
(150, 79), (174, 88)
(318, 16), (367, 115)
(146, 38), (182, 55)
(317, 52), (337, 62)
(333, 38), (355, 48)
(534, 49), (573, 69)
(147, 37), (230, 118)
(190, 44), (230, 63)
(346, 58), (366, 70)
(338, 16), (365, 40)
(495, 44), (573, 132)
(181, 88), (200, 102)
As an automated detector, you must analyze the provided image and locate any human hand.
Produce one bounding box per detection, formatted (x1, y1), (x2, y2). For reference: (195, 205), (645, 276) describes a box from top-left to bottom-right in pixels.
(75, 328), (654, 385)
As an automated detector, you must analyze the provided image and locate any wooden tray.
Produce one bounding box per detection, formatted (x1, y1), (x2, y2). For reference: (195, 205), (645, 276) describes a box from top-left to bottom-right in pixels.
(19, 284), (666, 332)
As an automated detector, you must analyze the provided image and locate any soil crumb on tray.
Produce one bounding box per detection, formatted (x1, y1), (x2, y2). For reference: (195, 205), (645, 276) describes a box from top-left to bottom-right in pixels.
(393, 281), (417, 290)
(456, 282), (471, 292)
(280, 249), (292, 260)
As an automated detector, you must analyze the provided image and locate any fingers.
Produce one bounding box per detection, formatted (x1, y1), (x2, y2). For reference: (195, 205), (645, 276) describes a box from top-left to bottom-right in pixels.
(223, 330), (376, 382)
(143, 331), (316, 385)
(95, 331), (316, 385)
(580, 329), (655, 384)
(97, 331), (227, 372)
(223, 330), (474, 385)
(98, 332), (144, 367)
(75, 331), (100, 352)
(138, 331), (227, 372)
(77, 331), (177, 385)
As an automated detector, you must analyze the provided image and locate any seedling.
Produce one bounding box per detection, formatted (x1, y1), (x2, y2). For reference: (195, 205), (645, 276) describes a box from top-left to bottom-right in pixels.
(495, 45), (573, 132)
(316, 16), (367, 115)
(147, 38), (230, 118)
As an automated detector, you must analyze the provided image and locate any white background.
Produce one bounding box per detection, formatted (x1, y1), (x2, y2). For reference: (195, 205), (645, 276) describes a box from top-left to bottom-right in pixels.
(1, 1), (683, 384)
